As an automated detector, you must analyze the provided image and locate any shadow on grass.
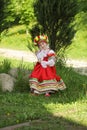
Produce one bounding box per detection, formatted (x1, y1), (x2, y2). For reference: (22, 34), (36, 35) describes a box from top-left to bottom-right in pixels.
(15, 117), (87, 130)
(0, 92), (87, 130)
(1, 115), (87, 130)
(0, 65), (87, 129)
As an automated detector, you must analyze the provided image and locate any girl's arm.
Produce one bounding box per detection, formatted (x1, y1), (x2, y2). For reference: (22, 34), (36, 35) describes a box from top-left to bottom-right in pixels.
(47, 50), (56, 66)
(36, 50), (44, 63)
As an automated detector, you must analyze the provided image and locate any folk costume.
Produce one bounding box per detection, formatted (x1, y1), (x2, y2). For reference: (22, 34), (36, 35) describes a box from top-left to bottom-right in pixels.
(29, 34), (66, 96)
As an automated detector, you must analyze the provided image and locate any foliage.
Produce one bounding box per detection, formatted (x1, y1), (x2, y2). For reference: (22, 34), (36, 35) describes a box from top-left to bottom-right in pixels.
(0, 59), (11, 73)
(0, 0), (87, 58)
(0, 57), (33, 93)
(65, 0), (87, 60)
(19, 0), (35, 26)
(33, 0), (78, 52)
(0, 0), (36, 33)
(0, 0), (21, 33)
(0, 24), (87, 60)
(14, 61), (30, 92)
(73, 0), (87, 31)
(0, 0), (11, 32)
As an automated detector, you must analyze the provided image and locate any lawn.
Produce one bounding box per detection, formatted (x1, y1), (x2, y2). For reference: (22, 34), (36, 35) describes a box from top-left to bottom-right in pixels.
(0, 25), (87, 129)
(0, 25), (87, 61)
(0, 58), (87, 129)
(0, 92), (87, 130)
(65, 29), (87, 61)
(0, 25), (29, 51)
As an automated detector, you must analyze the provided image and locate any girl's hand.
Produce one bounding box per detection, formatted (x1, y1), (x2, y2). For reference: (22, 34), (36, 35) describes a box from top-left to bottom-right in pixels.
(41, 61), (48, 68)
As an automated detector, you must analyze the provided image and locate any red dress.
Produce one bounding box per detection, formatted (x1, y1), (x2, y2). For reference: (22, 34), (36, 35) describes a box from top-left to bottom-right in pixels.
(29, 49), (66, 94)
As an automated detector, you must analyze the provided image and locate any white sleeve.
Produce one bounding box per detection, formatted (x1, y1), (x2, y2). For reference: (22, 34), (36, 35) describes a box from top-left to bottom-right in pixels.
(41, 61), (48, 68)
(47, 59), (55, 66)
(47, 50), (56, 66)
(48, 50), (55, 55)
(36, 51), (43, 61)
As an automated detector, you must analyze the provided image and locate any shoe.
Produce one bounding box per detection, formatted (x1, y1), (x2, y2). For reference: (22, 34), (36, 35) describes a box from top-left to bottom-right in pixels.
(45, 93), (51, 97)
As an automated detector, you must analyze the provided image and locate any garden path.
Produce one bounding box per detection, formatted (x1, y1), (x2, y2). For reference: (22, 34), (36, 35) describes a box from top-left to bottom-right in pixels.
(0, 48), (87, 75)
(0, 48), (37, 62)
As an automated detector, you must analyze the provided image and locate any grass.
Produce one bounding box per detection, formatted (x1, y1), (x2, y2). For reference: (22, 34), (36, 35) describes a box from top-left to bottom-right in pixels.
(0, 92), (87, 129)
(0, 24), (87, 60)
(0, 57), (33, 92)
(0, 58), (87, 129)
(0, 56), (33, 71)
(65, 29), (87, 61)
(0, 25), (29, 51)
(0, 25), (87, 129)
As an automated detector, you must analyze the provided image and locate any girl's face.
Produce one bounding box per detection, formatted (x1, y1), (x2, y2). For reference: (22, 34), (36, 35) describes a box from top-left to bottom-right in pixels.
(39, 42), (47, 50)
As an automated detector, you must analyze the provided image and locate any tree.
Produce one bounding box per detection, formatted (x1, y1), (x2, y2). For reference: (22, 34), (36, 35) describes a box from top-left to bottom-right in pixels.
(19, 0), (35, 24)
(33, 0), (78, 52)
(76, 0), (87, 28)
(0, 0), (10, 32)
(0, 0), (36, 34)
(0, 0), (20, 33)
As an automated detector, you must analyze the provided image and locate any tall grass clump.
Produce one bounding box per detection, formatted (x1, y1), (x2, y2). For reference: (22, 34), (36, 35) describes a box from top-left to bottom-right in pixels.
(13, 60), (31, 92)
(0, 59), (11, 73)
(0, 58), (32, 92)
(56, 60), (87, 102)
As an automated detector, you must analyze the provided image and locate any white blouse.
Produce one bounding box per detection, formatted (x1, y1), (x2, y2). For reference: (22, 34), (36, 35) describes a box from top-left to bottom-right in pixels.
(36, 49), (56, 67)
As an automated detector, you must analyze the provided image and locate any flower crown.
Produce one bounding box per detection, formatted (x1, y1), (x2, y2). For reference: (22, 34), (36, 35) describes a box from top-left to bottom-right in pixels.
(34, 34), (48, 45)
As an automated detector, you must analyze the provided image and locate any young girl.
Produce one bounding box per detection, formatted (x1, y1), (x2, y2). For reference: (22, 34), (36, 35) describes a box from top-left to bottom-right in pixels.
(29, 34), (66, 96)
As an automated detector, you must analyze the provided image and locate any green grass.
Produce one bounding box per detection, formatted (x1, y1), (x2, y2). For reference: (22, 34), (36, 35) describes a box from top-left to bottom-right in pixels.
(0, 92), (87, 129)
(0, 58), (87, 129)
(0, 56), (33, 71)
(0, 25), (29, 51)
(0, 25), (87, 129)
(0, 57), (34, 92)
(0, 25), (87, 60)
(65, 29), (87, 61)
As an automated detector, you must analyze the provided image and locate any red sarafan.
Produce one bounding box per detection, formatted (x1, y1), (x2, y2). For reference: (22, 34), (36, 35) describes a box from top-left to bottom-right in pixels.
(29, 34), (66, 96)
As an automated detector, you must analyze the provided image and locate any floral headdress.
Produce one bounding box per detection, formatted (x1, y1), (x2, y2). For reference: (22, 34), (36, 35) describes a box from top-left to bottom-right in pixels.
(34, 34), (48, 46)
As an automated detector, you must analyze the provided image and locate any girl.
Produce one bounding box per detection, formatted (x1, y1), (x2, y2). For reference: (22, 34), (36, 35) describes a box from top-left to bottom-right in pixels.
(29, 34), (66, 96)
